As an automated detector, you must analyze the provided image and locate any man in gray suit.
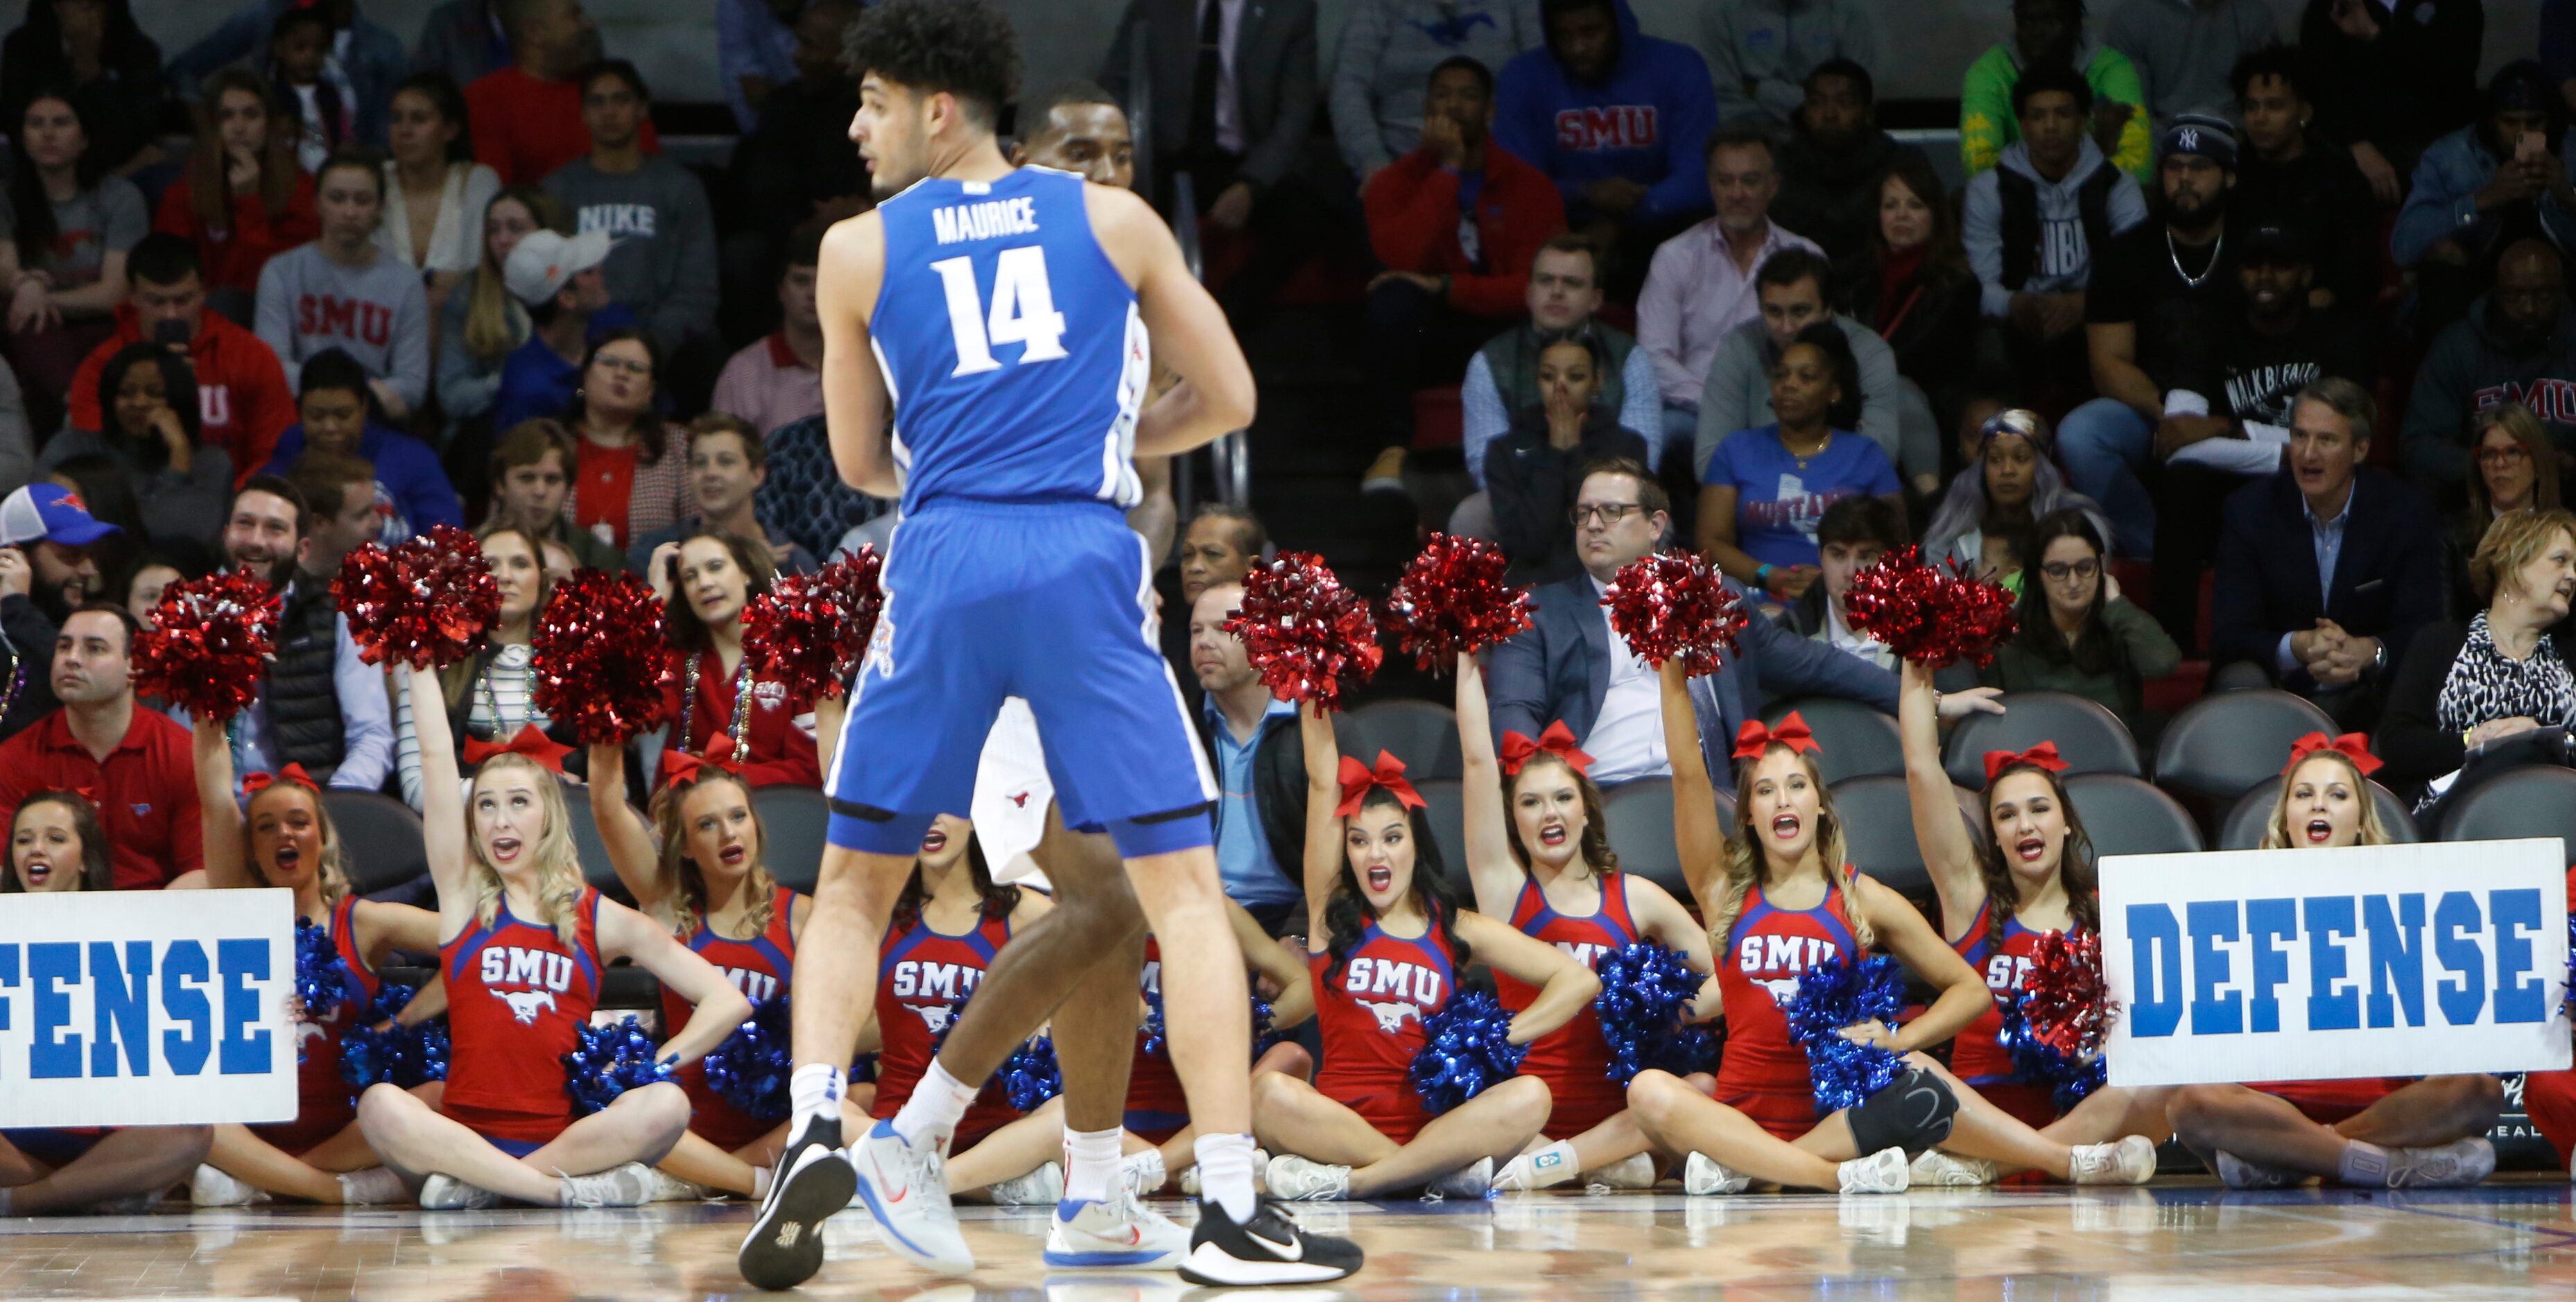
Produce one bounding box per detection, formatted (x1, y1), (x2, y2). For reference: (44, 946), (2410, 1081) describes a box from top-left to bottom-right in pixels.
(1485, 456), (1998, 785)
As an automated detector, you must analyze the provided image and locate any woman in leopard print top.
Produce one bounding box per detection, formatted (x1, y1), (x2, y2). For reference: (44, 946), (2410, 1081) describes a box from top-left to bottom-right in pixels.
(2379, 508), (2576, 810)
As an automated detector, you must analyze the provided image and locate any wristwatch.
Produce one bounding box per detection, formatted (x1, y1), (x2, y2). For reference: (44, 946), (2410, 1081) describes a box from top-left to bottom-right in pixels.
(2371, 641), (2387, 675)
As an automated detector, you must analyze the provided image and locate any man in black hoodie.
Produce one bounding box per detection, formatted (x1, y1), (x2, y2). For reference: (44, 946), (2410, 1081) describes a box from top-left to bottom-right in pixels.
(1770, 58), (1921, 263)
(2402, 238), (2576, 494)
(2230, 44), (2378, 313)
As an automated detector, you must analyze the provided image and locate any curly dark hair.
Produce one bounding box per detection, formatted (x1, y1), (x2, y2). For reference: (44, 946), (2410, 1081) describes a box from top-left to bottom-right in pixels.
(843, 0), (1021, 127)
(1320, 790), (1473, 984)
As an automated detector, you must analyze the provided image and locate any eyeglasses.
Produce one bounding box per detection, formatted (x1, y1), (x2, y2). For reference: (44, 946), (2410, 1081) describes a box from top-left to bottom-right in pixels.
(1570, 503), (1643, 526)
(2478, 444), (2532, 466)
(2040, 559), (2100, 582)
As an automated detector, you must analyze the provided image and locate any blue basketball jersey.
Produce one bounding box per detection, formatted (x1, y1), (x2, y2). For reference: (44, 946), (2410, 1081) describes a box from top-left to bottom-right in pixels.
(871, 166), (1148, 515)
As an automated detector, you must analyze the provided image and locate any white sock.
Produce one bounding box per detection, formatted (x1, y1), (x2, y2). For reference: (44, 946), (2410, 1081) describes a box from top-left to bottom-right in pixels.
(1062, 1127), (1123, 1204)
(1522, 1140), (1580, 1189)
(752, 1166), (774, 1200)
(789, 1064), (847, 1136)
(892, 1059), (978, 1147)
(1194, 1132), (1259, 1223)
(0, 1187), (13, 1215)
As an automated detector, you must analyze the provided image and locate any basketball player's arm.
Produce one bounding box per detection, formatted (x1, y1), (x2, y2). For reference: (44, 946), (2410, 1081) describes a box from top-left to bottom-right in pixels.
(816, 213), (904, 498)
(1852, 876), (1992, 1054)
(1091, 186), (1256, 458)
(582, 743), (669, 917)
(1455, 910), (1601, 1044)
(191, 714), (254, 891)
(1453, 650), (1530, 917)
(596, 898), (754, 1068)
(1299, 701), (1346, 953)
(1229, 898), (1315, 1030)
(402, 664), (475, 933)
(1657, 661), (1727, 915)
(1128, 453), (1176, 562)
(1898, 661), (1982, 925)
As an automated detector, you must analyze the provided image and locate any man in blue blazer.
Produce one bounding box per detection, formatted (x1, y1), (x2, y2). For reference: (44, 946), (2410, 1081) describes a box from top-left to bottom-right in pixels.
(1486, 456), (1998, 785)
(2210, 378), (2446, 727)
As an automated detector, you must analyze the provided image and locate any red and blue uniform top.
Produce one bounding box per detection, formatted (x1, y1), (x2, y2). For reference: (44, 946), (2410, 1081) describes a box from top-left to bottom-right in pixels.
(659, 885), (798, 1150)
(261, 894), (383, 1154)
(441, 887), (605, 1147)
(1125, 937), (1190, 1140)
(872, 905), (1019, 1143)
(1311, 917), (1458, 1144)
(1715, 874), (1864, 1136)
(1492, 871), (1640, 1138)
(1948, 899), (2067, 1128)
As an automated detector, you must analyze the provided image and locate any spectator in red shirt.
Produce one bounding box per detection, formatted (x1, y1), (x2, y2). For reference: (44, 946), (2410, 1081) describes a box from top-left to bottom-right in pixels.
(1358, 56), (1564, 494)
(154, 70), (319, 311)
(464, 0), (659, 186)
(650, 528), (818, 788)
(63, 234), (296, 489)
(0, 602), (202, 890)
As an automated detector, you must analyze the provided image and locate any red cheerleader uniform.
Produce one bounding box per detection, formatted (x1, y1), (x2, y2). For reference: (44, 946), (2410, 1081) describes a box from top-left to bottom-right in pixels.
(1124, 937), (1191, 1143)
(441, 889), (606, 1156)
(1311, 920), (1458, 1145)
(659, 885), (797, 1152)
(1715, 876), (1865, 1140)
(1948, 899), (2063, 1130)
(872, 906), (1020, 1151)
(1492, 872), (1641, 1138)
(258, 894), (384, 1154)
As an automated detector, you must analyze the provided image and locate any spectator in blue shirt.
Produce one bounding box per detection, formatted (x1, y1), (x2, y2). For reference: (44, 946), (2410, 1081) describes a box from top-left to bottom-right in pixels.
(490, 226), (626, 431)
(2393, 60), (2576, 339)
(1189, 578), (1308, 937)
(718, 0), (802, 132)
(262, 349), (463, 545)
(1695, 321), (1900, 605)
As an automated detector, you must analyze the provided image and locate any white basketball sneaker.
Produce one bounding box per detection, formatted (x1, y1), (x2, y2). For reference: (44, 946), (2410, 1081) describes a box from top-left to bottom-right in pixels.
(1839, 1147), (1912, 1195)
(1583, 1152), (1660, 1191)
(189, 1164), (270, 1208)
(2069, 1136), (2160, 1186)
(335, 1168), (407, 1206)
(1263, 1154), (1354, 1201)
(1424, 1157), (1494, 1199)
(1682, 1152), (1752, 1195)
(558, 1163), (656, 1208)
(418, 1172), (500, 1210)
(846, 1119), (974, 1274)
(1119, 1147), (1167, 1197)
(2384, 1137), (2496, 1188)
(987, 1161), (1065, 1206)
(2214, 1149), (2299, 1189)
(1044, 1186), (1191, 1269)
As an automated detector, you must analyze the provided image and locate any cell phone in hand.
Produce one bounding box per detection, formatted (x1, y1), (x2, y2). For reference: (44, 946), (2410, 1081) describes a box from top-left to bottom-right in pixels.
(152, 318), (189, 349)
(2519, 132), (2545, 164)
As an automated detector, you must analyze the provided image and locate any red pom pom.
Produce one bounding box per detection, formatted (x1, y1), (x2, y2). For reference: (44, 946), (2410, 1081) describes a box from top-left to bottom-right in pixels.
(1841, 546), (2019, 666)
(1223, 552), (1381, 710)
(2019, 930), (2117, 1062)
(743, 548), (885, 705)
(1382, 534), (1533, 672)
(334, 526), (501, 670)
(134, 571), (280, 722)
(1599, 551), (1748, 677)
(532, 571), (678, 745)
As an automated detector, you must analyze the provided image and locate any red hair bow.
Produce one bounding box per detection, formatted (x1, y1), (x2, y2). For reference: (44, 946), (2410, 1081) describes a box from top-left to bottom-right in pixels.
(243, 763), (319, 795)
(662, 734), (745, 790)
(1732, 712), (1819, 761)
(2283, 731), (2383, 777)
(1335, 751), (1426, 817)
(1498, 720), (1595, 776)
(1982, 741), (2069, 783)
(463, 725), (573, 774)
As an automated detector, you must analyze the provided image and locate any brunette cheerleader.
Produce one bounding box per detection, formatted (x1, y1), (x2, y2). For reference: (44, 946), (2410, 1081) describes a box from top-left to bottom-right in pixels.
(2165, 735), (2502, 1188)
(182, 724), (446, 1206)
(0, 792), (213, 1215)
(1624, 663), (2158, 1192)
(353, 665), (753, 1208)
(1249, 706), (1600, 1200)
(1128, 903), (1317, 1192)
(1449, 657), (1715, 1192)
(648, 531), (820, 787)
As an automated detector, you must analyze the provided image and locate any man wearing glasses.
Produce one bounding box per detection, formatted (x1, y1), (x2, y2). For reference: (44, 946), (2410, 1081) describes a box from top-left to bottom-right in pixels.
(2404, 239), (2576, 495)
(1485, 457), (2000, 787)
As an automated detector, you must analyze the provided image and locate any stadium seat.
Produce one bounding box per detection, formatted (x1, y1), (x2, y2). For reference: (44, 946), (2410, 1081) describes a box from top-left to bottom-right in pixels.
(1942, 691), (2143, 788)
(754, 785), (832, 894)
(1829, 774), (1978, 901)
(325, 790), (429, 896)
(2216, 776), (2419, 851)
(2152, 690), (2335, 801)
(1412, 778), (1469, 898)
(1339, 698), (1462, 782)
(2062, 773), (2203, 858)
(1598, 776), (1705, 908)
(563, 778), (637, 903)
(2434, 764), (2576, 847)
(1760, 696), (1903, 783)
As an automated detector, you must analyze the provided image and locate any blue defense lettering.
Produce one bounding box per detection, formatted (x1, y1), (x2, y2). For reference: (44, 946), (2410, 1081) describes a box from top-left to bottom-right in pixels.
(29, 941), (81, 1079)
(2491, 888), (2545, 1024)
(2127, 904), (2185, 1037)
(2303, 896), (2360, 1031)
(216, 937), (272, 1075)
(2362, 893), (2427, 1028)
(2246, 898), (2296, 1033)
(89, 940), (153, 1077)
(0, 942), (15, 1050)
(2432, 891), (2486, 1026)
(2187, 901), (2242, 1034)
(161, 939), (213, 1077)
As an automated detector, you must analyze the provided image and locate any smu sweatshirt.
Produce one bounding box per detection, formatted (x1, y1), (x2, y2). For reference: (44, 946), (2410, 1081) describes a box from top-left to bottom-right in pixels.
(66, 304), (295, 489)
(544, 155), (720, 354)
(1490, 0), (1716, 227)
(2401, 298), (2576, 488)
(1960, 137), (2149, 319)
(254, 243), (431, 413)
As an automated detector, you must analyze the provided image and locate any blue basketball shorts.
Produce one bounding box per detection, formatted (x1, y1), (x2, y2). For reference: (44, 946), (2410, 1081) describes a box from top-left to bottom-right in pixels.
(826, 501), (1216, 858)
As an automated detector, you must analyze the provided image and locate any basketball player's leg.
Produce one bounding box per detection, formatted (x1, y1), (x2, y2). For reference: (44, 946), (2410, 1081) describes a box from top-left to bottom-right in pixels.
(1625, 1070), (1849, 1190)
(0, 1127), (209, 1215)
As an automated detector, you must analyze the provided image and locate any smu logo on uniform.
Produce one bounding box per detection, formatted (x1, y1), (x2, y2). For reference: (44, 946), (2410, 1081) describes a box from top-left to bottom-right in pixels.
(1344, 957), (1444, 1033)
(1555, 939), (1614, 970)
(480, 946), (575, 1023)
(1737, 934), (1844, 1005)
(295, 295), (395, 347)
(1554, 105), (1659, 152)
(579, 204), (658, 238)
(721, 965), (779, 1005)
(1985, 953), (2032, 996)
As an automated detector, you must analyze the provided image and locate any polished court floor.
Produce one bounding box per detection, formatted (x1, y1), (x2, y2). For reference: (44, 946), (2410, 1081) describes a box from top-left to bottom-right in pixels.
(7, 1181), (2576, 1300)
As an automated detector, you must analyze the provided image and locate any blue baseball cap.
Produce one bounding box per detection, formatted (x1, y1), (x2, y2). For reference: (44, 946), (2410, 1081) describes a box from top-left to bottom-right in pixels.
(0, 484), (121, 548)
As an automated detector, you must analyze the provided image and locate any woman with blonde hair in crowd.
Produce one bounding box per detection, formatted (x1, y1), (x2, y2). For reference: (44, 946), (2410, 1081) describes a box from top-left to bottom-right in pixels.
(2381, 507), (2576, 809)
(438, 186), (564, 426)
(391, 524), (572, 809)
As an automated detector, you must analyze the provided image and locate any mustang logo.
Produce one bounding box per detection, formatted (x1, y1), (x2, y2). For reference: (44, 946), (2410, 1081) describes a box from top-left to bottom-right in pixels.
(495, 989), (559, 1024)
(1357, 998), (1421, 1034)
(913, 1004), (958, 1035)
(1755, 977), (1803, 1007)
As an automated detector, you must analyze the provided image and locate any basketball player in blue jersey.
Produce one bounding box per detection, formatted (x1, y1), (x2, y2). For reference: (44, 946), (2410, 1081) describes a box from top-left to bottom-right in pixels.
(736, 0), (1362, 1291)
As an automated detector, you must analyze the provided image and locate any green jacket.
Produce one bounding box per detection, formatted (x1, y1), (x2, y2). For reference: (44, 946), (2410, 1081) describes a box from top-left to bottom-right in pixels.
(1977, 597), (2181, 722)
(1960, 42), (2152, 183)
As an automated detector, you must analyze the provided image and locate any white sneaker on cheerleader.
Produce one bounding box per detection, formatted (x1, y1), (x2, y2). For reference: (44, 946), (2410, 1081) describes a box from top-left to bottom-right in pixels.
(1263, 1154), (1353, 1201)
(559, 1163), (656, 1208)
(189, 1164), (270, 1208)
(2213, 1150), (2299, 1189)
(335, 1168), (406, 1206)
(1909, 1149), (1998, 1186)
(2070, 1136), (2160, 1186)
(643, 1168), (713, 1202)
(1493, 1151), (1566, 1192)
(1180, 1148), (1265, 1198)
(1044, 1187), (1190, 1269)
(418, 1173), (500, 1210)
(987, 1161), (1064, 1206)
(1583, 1152), (1659, 1191)
(847, 1119), (974, 1274)
(1682, 1152), (1752, 1195)
(1839, 1147), (1912, 1195)
(1119, 1148), (1166, 1197)
(2385, 1137), (2496, 1188)
(1424, 1157), (1493, 1200)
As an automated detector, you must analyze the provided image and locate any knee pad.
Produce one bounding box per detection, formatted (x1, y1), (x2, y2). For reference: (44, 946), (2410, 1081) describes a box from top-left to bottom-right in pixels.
(1845, 1068), (1960, 1156)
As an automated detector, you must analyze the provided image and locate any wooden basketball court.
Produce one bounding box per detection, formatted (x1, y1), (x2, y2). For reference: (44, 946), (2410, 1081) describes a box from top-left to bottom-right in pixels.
(8, 1181), (2576, 1299)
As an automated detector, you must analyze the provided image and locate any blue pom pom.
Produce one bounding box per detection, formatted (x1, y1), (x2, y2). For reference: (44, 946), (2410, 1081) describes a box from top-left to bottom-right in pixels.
(1408, 991), (1525, 1116)
(294, 919), (354, 1026)
(1001, 1036), (1062, 1111)
(703, 994), (793, 1125)
(1144, 983), (1283, 1064)
(851, 1051), (878, 1085)
(2564, 913), (2575, 1024)
(340, 983), (449, 1104)
(562, 1015), (674, 1116)
(1996, 986), (2107, 1113)
(1784, 955), (1909, 1115)
(1593, 941), (1715, 1085)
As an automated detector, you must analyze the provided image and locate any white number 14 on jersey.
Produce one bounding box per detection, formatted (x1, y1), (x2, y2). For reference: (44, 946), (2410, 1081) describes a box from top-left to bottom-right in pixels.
(931, 246), (1069, 376)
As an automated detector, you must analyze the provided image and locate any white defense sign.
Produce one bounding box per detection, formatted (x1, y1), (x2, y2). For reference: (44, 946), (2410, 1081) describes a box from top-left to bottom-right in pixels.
(0, 887), (298, 1127)
(2100, 840), (2571, 1088)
